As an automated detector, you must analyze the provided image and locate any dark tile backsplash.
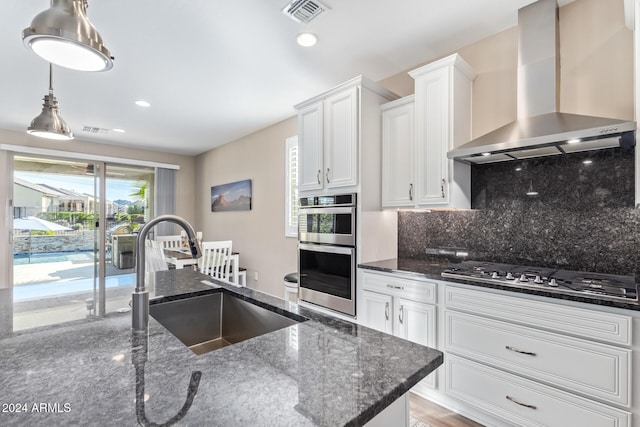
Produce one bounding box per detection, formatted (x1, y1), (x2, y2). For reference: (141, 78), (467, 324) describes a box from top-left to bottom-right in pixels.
(398, 148), (638, 275)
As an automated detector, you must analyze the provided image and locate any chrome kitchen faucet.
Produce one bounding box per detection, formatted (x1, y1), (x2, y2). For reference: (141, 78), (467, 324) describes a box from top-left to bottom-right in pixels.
(132, 214), (202, 331)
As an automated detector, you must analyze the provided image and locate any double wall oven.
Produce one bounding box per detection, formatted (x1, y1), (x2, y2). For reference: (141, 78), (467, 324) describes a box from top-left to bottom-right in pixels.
(298, 194), (356, 317)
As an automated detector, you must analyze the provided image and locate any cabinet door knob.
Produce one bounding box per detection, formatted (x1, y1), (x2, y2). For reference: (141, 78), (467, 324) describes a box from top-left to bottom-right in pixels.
(385, 302), (389, 321)
(440, 179), (446, 198)
(316, 170), (321, 184)
(506, 395), (537, 410)
(505, 346), (537, 357)
(409, 183), (413, 201)
(326, 168), (330, 183)
(398, 305), (404, 324)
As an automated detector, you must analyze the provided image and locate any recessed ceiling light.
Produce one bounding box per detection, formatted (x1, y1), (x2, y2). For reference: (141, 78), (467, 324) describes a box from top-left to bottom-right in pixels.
(135, 100), (151, 107)
(112, 128), (126, 133)
(297, 32), (318, 47)
(583, 159), (593, 165)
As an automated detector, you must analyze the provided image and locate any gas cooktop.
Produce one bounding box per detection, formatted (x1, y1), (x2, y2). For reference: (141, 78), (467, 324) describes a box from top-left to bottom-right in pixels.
(441, 261), (638, 302)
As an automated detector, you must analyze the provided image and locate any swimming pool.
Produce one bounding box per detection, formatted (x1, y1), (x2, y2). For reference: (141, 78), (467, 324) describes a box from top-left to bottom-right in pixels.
(13, 251), (95, 265)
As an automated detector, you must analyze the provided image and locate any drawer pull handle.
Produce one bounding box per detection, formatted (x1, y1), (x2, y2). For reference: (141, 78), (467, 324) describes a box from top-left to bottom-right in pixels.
(506, 395), (537, 410)
(386, 284), (404, 290)
(384, 302), (389, 321)
(506, 346), (537, 357)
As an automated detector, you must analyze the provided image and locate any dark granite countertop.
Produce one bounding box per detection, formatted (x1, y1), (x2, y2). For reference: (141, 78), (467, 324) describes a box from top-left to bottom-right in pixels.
(0, 269), (442, 427)
(359, 258), (640, 312)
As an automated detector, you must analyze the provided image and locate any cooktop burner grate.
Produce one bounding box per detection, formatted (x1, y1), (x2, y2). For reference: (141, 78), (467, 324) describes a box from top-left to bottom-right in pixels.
(442, 260), (638, 302)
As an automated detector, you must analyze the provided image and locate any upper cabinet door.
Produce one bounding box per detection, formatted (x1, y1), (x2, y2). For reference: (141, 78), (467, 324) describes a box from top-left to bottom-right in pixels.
(409, 53), (474, 209)
(382, 97), (415, 208)
(414, 67), (450, 206)
(324, 86), (359, 189)
(298, 101), (324, 192)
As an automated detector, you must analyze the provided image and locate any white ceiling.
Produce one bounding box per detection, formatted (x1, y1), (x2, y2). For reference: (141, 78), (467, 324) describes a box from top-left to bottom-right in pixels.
(0, 0), (574, 156)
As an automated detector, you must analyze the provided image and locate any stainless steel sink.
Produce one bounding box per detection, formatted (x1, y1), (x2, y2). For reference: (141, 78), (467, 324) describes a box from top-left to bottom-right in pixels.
(149, 292), (302, 355)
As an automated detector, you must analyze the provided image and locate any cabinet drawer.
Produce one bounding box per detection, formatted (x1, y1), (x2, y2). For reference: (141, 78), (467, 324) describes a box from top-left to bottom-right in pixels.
(445, 355), (631, 427)
(443, 286), (632, 346)
(444, 310), (631, 406)
(361, 271), (436, 304)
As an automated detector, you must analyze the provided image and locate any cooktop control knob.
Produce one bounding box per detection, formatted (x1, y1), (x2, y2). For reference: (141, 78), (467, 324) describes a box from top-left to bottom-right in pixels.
(491, 271), (500, 279)
(519, 274), (529, 282)
(548, 278), (558, 287)
(534, 275), (544, 284)
(506, 272), (515, 280)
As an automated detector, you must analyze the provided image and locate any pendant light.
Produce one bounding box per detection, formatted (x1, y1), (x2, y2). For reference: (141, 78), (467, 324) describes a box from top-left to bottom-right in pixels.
(22, 0), (114, 72)
(27, 63), (74, 141)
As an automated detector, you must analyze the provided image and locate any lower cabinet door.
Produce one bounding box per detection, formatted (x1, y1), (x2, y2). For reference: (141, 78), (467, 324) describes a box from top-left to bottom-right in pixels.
(361, 290), (393, 334)
(444, 310), (631, 406)
(395, 298), (437, 389)
(445, 355), (631, 427)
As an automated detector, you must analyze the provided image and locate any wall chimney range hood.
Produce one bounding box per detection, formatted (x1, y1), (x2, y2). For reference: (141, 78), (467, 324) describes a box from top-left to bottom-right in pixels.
(448, 0), (636, 164)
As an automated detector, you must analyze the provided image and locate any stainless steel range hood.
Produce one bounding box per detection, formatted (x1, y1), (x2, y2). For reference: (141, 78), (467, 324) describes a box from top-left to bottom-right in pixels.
(448, 0), (636, 164)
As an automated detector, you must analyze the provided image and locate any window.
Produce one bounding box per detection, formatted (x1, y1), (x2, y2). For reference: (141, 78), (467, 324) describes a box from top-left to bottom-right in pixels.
(285, 136), (298, 237)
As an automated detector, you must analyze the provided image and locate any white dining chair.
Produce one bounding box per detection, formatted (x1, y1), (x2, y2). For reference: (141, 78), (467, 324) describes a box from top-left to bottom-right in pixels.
(145, 239), (169, 272)
(155, 235), (182, 250)
(198, 240), (233, 281)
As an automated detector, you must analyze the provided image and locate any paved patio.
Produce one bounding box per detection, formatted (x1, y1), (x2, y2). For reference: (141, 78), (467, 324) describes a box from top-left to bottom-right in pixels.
(12, 259), (137, 331)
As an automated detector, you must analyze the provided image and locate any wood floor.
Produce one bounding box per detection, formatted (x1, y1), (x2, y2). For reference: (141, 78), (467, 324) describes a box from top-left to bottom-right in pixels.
(410, 393), (485, 427)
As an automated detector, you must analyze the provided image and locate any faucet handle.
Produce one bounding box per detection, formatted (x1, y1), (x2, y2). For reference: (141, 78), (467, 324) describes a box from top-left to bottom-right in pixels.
(188, 238), (202, 258)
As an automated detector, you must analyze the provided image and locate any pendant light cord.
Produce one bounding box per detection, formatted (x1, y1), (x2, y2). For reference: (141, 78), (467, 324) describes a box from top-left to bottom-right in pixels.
(48, 63), (53, 94)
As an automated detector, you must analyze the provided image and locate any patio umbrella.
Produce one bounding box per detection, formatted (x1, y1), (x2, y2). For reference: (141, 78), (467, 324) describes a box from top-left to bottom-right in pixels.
(13, 216), (72, 263)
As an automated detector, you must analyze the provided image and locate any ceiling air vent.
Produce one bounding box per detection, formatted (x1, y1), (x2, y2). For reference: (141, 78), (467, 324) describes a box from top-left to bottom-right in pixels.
(281, 0), (328, 24)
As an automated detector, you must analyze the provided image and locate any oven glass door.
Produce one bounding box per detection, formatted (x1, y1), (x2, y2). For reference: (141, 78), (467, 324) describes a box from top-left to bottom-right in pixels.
(298, 207), (355, 246)
(298, 243), (355, 316)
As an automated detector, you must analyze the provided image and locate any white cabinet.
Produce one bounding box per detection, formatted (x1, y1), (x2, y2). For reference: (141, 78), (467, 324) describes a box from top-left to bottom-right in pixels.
(381, 96), (415, 207)
(445, 355), (631, 427)
(324, 87), (359, 189)
(441, 285), (633, 426)
(361, 289), (393, 334)
(296, 76), (397, 195)
(381, 53), (474, 209)
(297, 101), (324, 191)
(359, 270), (437, 389)
(360, 270), (638, 427)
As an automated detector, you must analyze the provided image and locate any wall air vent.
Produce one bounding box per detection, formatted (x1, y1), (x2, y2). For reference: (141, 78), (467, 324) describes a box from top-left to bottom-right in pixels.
(82, 126), (109, 134)
(281, 0), (328, 24)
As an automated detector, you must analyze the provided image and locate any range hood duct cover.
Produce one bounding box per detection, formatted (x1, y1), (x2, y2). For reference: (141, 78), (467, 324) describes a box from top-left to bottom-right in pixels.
(448, 0), (636, 163)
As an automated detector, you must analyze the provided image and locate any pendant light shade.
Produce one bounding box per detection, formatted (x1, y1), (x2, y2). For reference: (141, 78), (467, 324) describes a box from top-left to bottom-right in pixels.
(22, 0), (113, 72)
(28, 64), (74, 140)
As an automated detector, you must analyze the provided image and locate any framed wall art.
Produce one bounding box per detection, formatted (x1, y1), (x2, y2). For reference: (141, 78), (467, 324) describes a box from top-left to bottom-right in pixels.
(211, 179), (252, 212)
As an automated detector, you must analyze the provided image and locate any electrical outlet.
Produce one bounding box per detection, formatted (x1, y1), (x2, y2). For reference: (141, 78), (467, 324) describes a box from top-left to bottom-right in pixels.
(254, 272), (259, 281)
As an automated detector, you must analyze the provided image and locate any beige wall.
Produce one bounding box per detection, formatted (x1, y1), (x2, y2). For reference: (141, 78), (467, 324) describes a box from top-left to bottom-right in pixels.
(380, 0), (633, 140)
(194, 117), (298, 298)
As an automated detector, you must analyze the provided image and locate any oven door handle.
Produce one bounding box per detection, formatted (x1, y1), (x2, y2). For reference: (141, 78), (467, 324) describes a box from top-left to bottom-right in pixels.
(298, 207), (355, 215)
(299, 243), (355, 255)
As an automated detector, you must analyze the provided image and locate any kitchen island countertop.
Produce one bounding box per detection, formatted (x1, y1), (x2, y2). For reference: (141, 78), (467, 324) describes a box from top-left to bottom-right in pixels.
(0, 269), (442, 426)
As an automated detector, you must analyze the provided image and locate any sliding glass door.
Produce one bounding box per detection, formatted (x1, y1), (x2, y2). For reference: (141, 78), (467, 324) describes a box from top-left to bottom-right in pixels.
(11, 155), (154, 331)
(102, 164), (154, 315)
